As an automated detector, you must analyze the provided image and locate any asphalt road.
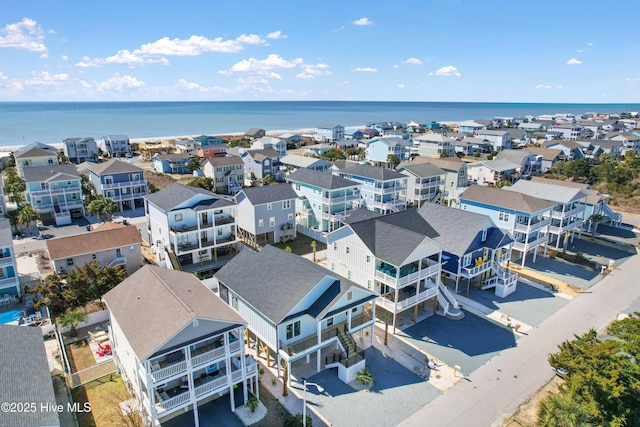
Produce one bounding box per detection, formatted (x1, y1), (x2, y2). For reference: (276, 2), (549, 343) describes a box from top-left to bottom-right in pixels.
(400, 253), (640, 427)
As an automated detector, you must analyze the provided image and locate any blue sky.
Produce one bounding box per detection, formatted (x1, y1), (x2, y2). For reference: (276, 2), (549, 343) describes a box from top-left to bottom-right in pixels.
(1, 0), (639, 103)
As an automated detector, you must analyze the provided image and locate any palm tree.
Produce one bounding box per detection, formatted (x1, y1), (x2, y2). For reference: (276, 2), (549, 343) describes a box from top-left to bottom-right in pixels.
(537, 393), (592, 427)
(589, 214), (604, 239)
(310, 240), (317, 262)
(17, 205), (39, 235)
(59, 309), (88, 337)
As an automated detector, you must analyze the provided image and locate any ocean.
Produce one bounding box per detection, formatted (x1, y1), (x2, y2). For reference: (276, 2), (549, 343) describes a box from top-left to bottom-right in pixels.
(1, 101), (639, 147)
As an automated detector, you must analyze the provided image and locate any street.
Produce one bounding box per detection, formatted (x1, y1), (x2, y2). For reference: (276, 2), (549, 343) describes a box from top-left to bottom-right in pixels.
(400, 252), (640, 427)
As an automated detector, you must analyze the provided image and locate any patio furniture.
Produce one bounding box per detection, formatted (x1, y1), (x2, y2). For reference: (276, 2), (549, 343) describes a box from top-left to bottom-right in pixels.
(88, 331), (110, 343)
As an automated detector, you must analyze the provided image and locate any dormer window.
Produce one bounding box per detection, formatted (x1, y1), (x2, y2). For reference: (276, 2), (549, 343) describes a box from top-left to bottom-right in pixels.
(481, 229), (487, 242)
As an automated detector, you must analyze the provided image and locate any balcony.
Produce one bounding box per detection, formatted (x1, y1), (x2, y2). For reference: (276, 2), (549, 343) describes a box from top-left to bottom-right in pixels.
(0, 276), (18, 287)
(0, 257), (14, 267)
(30, 187), (81, 197)
(376, 285), (438, 312)
(374, 260), (440, 288)
(321, 192), (360, 204)
(102, 180), (147, 190)
(548, 218), (583, 234)
(381, 184), (407, 194)
(513, 234), (548, 252)
(150, 355), (187, 384)
(154, 388), (190, 414)
(215, 216), (235, 226)
(514, 217), (551, 233)
(171, 224), (200, 233)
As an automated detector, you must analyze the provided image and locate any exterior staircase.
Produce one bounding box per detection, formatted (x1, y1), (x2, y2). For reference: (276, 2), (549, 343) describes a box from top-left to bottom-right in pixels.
(480, 261), (518, 297)
(601, 203), (623, 226)
(337, 325), (357, 359)
(166, 248), (182, 271)
(436, 281), (464, 320)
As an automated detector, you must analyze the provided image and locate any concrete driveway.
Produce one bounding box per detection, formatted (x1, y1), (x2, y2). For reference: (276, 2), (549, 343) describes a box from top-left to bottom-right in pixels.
(300, 347), (440, 427)
(400, 312), (518, 376)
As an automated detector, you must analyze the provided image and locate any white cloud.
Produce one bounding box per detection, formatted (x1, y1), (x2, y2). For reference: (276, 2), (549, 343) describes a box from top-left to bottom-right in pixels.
(75, 33), (267, 68)
(353, 17), (373, 26)
(24, 71), (69, 86)
(224, 54), (303, 76)
(433, 65), (461, 77)
(567, 58), (582, 65)
(625, 77), (640, 82)
(398, 83), (405, 89)
(535, 84), (552, 89)
(352, 67), (378, 72)
(61, 55), (69, 61)
(0, 18), (47, 52)
(587, 42), (593, 46)
(266, 30), (287, 39)
(95, 74), (146, 92)
(332, 26), (345, 32)
(404, 57), (423, 65)
(576, 49), (585, 53)
(296, 63), (331, 80)
(39, 53), (48, 59)
(393, 64), (399, 69)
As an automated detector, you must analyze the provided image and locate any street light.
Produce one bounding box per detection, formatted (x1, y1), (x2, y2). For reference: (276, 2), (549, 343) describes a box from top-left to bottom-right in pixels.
(302, 377), (324, 427)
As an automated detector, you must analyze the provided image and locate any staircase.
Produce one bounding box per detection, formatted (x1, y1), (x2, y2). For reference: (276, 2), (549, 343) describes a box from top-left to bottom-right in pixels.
(166, 248), (182, 271)
(480, 261), (518, 297)
(437, 281), (464, 320)
(601, 204), (623, 226)
(336, 325), (357, 359)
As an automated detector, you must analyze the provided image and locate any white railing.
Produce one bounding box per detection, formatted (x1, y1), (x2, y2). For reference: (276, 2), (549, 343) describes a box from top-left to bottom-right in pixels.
(195, 376), (228, 397)
(229, 340), (242, 353)
(463, 260), (492, 277)
(245, 359), (257, 376)
(512, 235), (548, 252)
(436, 292), (450, 316)
(191, 347), (225, 368)
(376, 296), (397, 312)
(397, 263), (440, 286)
(438, 281), (459, 309)
(30, 187), (81, 197)
(151, 360), (187, 383)
(382, 184), (407, 194)
(0, 257), (14, 267)
(156, 391), (190, 413)
(102, 180), (147, 190)
(106, 257), (126, 268)
(514, 217), (551, 233)
(231, 369), (243, 382)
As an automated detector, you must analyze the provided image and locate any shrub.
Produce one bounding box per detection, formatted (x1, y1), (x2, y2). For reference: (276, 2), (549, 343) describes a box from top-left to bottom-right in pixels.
(245, 396), (259, 413)
(284, 413), (313, 427)
(355, 366), (374, 386)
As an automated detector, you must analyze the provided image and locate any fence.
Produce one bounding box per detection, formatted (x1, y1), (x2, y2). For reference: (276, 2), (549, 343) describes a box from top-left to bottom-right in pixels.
(58, 309), (109, 334)
(69, 360), (118, 388)
(295, 224), (328, 244)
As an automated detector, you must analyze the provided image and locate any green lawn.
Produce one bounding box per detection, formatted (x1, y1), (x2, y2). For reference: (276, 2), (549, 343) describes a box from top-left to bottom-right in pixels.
(271, 234), (326, 256)
(72, 375), (141, 427)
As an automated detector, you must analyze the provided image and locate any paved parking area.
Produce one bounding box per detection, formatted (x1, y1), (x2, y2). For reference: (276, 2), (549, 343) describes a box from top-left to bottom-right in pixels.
(161, 389), (244, 427)
(518, 253), (600, 290)
(301, 347), (440, 427)
(464, 281), (570, 327)
(400, 311), (518, 376)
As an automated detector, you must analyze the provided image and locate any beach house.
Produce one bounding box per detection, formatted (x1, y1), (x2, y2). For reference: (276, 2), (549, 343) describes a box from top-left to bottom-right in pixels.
(397, 162), (446, 207)
(194, 135), (227, 159)
(339, 164), (407, 214)
(459, 185), (554, 267)
(504, 179), (588, 250)
(402, 157), (468, 207)
(13, 142), (59, 178)
(23, 164), (84, 225)
(84, 160), (148, 212)
(474, 129), (512, 151)
(279, 154), (332, 174)
(414, 134), (457, 158)
(46, 223), (143, 276)
(325, 209), (461, 333)
(0, 219), (20, 298)
(314, 124), (345, 142)
(239, 149), (282, 185)
(234, 183), (298, 248)
(63, 137), (99, 164)
(153, 153), (191, 174)
(286, 168), (361, 241)
(98, 135), (132, 158)
(144, 183), (239, 274)
(365, 137), (412, 163)
(211, 245), (377, 385)
(419, 203), (518, 297)
(103, 265), (258, 427)
(466, 159), (521, 187)
(201, 156), (244, 195)
(251, 136), (287, 158)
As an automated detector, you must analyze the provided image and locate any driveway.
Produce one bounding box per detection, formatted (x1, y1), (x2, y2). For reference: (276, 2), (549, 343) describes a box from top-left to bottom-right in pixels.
(160, 389), (244, 427)
(300, 347), (440, 427)
(464, 281), (570, 327)
(400, 312), (518, 376)
(519, 253), (601, 290)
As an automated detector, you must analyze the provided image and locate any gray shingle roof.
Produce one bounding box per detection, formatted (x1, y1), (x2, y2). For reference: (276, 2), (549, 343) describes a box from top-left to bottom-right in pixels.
(215, 246), (375, 324)
(347, 209), (440, 265)
(398, 163), (446, 178)
(144, 183), (234, 211)
(460, 185), (556, 213)
(237, 183), (298, 205)
(103, 265), (246, 360)
(247, 148), (279, 160)
(86, 159), (144, 175)
(287, 168), (359, 190)
(418, 203), (511, 256)
(280, 155), (332, 169)
(206, 156), (244, 167)
(22, 164), (79, 183)
(13, 146), (57, 158)
(341, 164), (405, 181)
(505, 180), (589, 204)
(0, 219), (13, 247)
(0, 325), (60, 427)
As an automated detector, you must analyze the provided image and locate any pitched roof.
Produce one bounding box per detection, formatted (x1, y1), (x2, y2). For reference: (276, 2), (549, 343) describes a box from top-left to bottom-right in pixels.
(22, 164), (79, 183)
(417, 203), (510, 256)
(471, 158), (520, 172)
(505, 180), (590, 204)
(542, 140), (582, 149)
(280, 154), (332, 169)
(237, 183), (297, 205)
(46, 224), (142, 260)
(460, 184), (556, 213)
(0, 325), (60, 427)
(403, 156), (465, 171)
(214, 245), (374, 324)
(347, 209), (440, 266)
(521, 147), (563, 160)
(103, 265), (245, 360)
(494, 150), (536, 164)
(246, 148), (279, 160)
(287, 168), (359, 190)
(206, 156), (244, 167)
(13, 146), (58, 158)
(144, 183), (234, 211)
(154, 153), (190, 161)
(0, 219), (13, 248)
(341, 163), (405, 181)
(398, 162), (446, 178)
(86, 159), (144, 175)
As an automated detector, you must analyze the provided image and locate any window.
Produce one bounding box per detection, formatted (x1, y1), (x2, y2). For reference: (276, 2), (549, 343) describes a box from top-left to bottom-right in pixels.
(481, 229), (487, 242)
(116, 248), (122, 258)
(295, 184), (300, 191)
(462, 254), (471, 267)
(346, 247), (350, 254)
(231, 295), (238, 310)
(129, 245), (135, 253)
(269, 217), (275, 227)
(367, 280), (372, 290)
(499, 211), (510, 222)
(258, 219), (264, 227)
(282, 200), (291, 209)
(347, 291), (352, 300)
(333, 242), (337, 251)
(366, 255), (371, 263)
(267, 203), (272, 210)
(286, 321), (300, 340)
(92, 254), (97, 260)
(347, 271), (352, 279)
(327, 318), (334, 327)
(288, 213), (294, 220)
(175, 214), (183, 222)
(331, 263), (335, 271)
(66, 258), (74, 267)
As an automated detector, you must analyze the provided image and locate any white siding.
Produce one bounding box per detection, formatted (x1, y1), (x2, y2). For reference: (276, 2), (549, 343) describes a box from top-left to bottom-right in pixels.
(233, 293), (278, 348)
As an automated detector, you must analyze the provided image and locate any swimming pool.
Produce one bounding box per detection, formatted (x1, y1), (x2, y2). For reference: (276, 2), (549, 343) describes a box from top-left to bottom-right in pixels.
(0, 310), (23, 324)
